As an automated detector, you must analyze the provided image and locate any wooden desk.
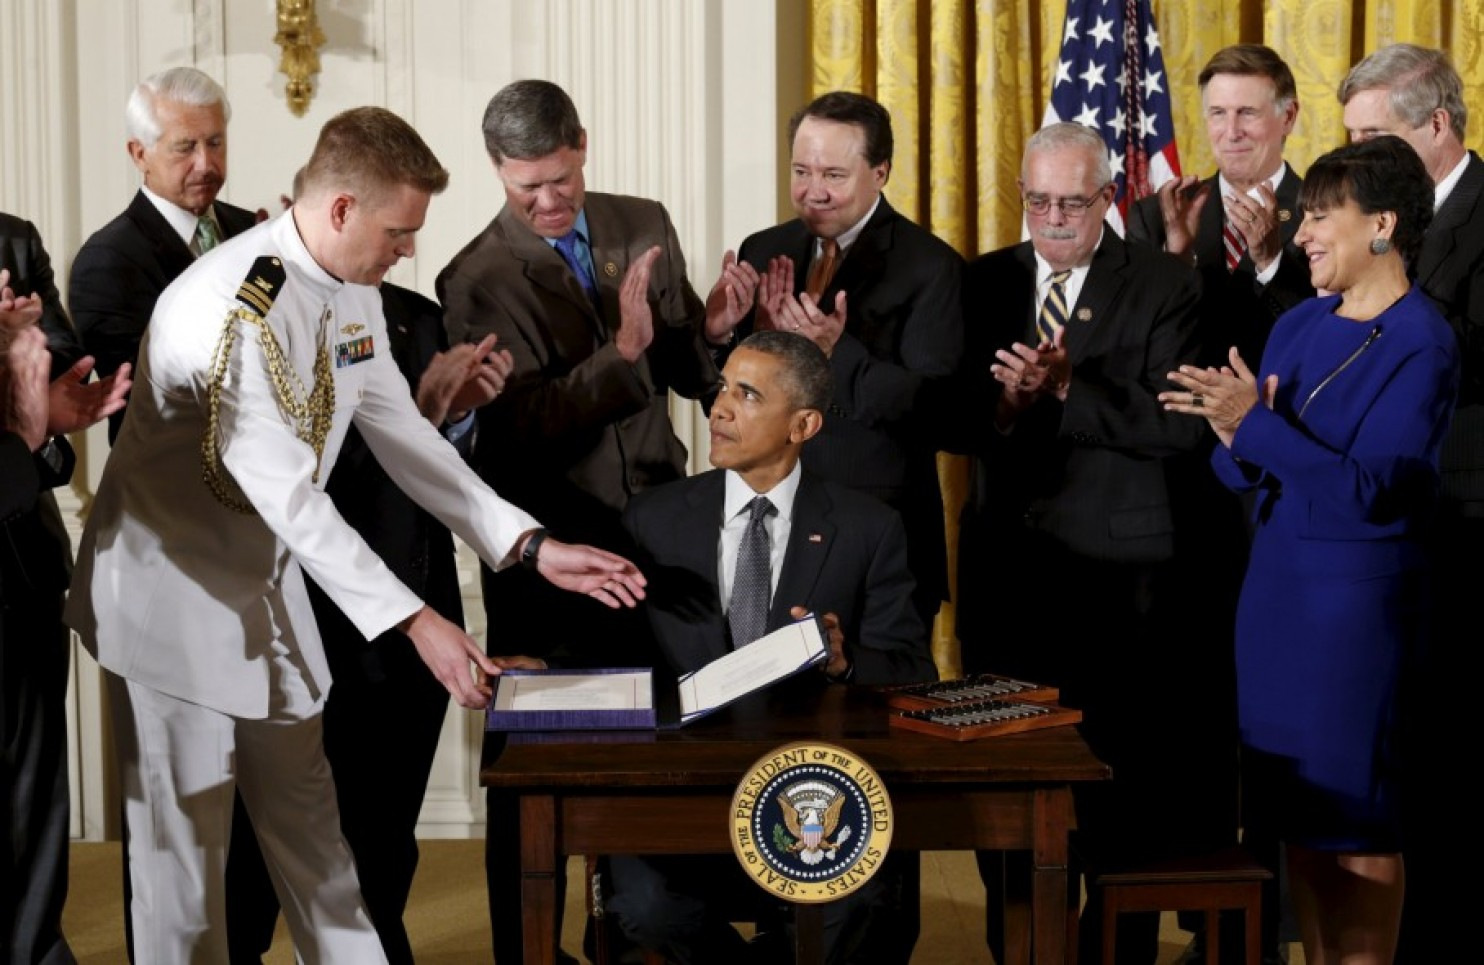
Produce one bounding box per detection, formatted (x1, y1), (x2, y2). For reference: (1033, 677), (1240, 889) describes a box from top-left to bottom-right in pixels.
(481, 685), (1109, 965)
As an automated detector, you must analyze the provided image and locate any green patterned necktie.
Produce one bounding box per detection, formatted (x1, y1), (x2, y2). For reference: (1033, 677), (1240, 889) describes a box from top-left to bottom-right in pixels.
(195, 216), (221, 254)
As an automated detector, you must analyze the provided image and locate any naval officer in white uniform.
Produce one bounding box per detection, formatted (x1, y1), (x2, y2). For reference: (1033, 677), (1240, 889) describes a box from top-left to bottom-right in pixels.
(66, 106), (646, 964)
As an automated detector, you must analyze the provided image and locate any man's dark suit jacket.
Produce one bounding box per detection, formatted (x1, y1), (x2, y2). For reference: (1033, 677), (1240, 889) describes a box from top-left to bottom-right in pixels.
(1125, 165), (1312, 366)
(735, 197), (963, 609)
(1396, 150), (1484, 965)
(1, 422), (77, 965)
(956, 231), (1205, 646)
(70, 190), (256, 439)
(621, 468), (937, 689)
(1, 433), (40, 519)
(438, 192), (718, 666)
(1, 211), (83, 373)
(1417, 151), (1484, 510)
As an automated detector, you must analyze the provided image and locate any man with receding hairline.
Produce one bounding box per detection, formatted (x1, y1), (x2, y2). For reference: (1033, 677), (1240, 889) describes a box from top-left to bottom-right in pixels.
(66, 106), (646, 962)
(957, 122), (1210, 965)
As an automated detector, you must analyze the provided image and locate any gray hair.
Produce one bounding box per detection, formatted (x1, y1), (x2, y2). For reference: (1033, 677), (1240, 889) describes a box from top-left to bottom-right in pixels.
(1023, 122), (1112, 186)
(736, 331), (833, 413)
(1339, 43), (1467, 141)
(125, 67), (230, 148)
(481, 79), (584, 163)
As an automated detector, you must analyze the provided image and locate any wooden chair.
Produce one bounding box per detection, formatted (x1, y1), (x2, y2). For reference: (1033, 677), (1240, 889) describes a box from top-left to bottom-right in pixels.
(1074, 846), (1271, 965)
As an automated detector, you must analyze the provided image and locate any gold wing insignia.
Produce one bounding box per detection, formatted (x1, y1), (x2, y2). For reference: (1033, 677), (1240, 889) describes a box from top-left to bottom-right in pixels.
(778, 793), (803, 838)
(823, 794), (846, 836)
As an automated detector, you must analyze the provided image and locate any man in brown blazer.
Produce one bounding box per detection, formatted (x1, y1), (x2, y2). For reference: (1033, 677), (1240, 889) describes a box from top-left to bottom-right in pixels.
(437, 79), (757, 962)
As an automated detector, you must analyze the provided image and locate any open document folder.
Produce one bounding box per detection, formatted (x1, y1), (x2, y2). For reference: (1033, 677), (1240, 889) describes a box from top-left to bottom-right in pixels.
(485, 615), (828, 731)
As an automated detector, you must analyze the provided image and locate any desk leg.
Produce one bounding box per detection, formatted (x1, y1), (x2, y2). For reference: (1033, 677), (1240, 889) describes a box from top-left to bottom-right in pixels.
(519, 794), (558, 965)
(1032, 787), (1073, 965)
(794, 904), (825, 965)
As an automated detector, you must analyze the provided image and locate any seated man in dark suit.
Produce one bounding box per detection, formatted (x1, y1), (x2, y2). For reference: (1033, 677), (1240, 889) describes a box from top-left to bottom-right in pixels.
(609, 331), (936, 964)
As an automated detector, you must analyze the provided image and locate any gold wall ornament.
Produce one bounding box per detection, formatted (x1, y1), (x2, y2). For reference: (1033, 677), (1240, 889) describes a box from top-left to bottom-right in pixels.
(274, 0), (326, 117)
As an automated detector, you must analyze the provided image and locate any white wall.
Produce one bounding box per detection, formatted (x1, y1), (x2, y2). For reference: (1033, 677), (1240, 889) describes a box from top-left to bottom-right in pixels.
(0, 0), (795, 841)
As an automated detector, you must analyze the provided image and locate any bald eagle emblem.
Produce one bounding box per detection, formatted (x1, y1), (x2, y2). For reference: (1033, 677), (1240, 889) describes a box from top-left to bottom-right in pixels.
(775, 781), (852, 866)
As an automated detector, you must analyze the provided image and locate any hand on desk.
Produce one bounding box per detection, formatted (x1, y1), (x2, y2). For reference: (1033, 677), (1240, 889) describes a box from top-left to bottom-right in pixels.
(401, 605), (500, 709)
(492, 655), (549, 671)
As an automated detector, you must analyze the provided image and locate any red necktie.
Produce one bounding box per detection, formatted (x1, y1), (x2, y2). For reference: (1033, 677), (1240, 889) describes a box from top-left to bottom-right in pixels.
(1223, 218), (1246, 273)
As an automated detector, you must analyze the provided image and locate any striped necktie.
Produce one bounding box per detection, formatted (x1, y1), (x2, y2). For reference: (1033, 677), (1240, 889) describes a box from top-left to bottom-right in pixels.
(1222, 218), (1246, 273)
(1038, 270), (1072, 342)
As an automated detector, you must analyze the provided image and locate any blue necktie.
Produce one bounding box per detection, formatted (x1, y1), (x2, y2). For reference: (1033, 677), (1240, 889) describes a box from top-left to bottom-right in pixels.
(553, 230), (601, 312)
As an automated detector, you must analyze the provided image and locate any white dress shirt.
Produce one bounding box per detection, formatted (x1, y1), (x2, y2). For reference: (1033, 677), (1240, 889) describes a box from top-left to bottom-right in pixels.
(718, 462), (802, 614)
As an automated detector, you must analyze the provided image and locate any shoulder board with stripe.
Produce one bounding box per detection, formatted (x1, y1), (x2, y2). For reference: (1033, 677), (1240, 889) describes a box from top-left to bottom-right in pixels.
(235, 256), (287, 317)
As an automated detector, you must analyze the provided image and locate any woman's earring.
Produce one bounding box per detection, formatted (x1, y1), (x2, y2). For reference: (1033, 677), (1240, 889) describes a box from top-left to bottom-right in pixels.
(1370, 236), (1393, 256)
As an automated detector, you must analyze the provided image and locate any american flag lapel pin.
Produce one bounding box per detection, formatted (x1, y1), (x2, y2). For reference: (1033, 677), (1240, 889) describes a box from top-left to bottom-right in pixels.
(808, 533), (824, 543)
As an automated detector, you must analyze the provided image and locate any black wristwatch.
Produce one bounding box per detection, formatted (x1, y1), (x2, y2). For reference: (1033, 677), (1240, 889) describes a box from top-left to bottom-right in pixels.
(520, 528), (549, 570)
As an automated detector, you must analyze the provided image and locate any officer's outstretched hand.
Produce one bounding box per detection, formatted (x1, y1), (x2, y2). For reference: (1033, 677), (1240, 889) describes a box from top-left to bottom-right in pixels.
(531, 537), (647, 609)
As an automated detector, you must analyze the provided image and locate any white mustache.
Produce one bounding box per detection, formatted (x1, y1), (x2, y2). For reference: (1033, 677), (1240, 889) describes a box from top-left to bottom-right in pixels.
(1036, 226), (1079, 241)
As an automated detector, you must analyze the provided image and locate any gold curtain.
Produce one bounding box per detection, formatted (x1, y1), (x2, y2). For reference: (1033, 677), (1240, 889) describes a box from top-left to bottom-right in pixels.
(806, 0), (1484, 678)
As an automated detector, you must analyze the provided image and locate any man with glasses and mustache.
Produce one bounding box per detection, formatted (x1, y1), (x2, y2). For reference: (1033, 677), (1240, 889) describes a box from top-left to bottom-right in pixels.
(955, 122), (1212, 965)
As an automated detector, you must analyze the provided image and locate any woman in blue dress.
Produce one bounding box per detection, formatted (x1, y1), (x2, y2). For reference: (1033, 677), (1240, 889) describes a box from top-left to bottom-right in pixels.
(1160, 136), (1458, 965)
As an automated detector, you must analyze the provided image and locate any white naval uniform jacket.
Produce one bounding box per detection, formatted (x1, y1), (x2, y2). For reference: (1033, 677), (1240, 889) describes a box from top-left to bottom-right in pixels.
(66, 211), (539, 719)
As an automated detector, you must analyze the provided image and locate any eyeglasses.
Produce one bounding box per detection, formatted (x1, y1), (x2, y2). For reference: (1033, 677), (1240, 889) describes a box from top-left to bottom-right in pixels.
(1022, 188), (1110, 218)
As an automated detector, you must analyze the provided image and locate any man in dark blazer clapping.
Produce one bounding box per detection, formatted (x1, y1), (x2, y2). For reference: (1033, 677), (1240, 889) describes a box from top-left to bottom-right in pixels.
(70, 66), (256, 441)
(734, 91), (963, 632)
(956, 122), (1220, 965)
(609, 331), (935, 964)
(1124, 44), (1312, 367)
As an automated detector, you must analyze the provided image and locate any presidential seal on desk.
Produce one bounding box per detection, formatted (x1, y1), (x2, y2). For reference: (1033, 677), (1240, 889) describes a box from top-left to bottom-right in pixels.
(730, 741), (893, 903)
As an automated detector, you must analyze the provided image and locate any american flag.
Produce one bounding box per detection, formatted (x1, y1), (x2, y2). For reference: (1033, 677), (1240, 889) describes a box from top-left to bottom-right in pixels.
(1042, 0), (1182, 233)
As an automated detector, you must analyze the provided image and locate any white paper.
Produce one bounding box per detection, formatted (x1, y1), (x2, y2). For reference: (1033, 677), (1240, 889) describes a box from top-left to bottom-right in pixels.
(494, 671), (653, 712)
(678, 618), (827, 721)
